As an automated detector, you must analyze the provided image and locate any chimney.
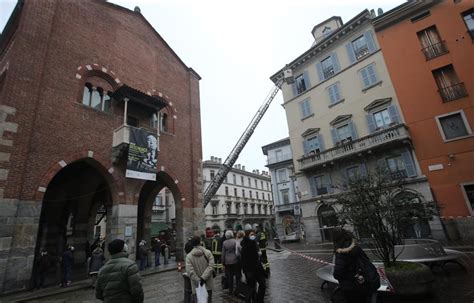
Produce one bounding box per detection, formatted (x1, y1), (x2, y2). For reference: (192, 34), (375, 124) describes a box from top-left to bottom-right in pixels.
(242, 165), (245, 171)
(210, 156), (214, 162)
(370, 9), (376, 18)
(219, 158), (222, 164)
(134, 6), (141, 13)
(377, 8), (384, 16)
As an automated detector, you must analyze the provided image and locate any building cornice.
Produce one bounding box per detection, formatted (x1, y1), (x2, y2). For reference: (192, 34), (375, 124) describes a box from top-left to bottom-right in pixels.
(261, 137), (290, 155)
(270, 9), (371, 83)
(202, 162), (271, 180)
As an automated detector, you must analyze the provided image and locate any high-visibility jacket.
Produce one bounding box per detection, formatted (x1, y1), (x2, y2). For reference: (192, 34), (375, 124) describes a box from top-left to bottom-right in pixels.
(211, 238), (222, 255)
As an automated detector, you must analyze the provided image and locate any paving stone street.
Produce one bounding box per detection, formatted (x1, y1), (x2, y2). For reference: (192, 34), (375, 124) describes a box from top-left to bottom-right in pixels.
(5, 243), (474, 303)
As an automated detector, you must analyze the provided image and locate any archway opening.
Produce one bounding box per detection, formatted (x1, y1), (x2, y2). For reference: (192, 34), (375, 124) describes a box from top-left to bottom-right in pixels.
(33, 160), (113, 287)
(137, 172), (182, 267)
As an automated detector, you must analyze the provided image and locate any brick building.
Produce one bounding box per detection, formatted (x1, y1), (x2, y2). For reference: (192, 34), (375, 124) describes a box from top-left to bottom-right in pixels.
(374, 1), (474, 239)
(0, 0), (202, 292)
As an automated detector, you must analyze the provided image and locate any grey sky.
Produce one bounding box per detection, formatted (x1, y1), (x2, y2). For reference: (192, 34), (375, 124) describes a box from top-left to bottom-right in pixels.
(1, 0), (401, 172)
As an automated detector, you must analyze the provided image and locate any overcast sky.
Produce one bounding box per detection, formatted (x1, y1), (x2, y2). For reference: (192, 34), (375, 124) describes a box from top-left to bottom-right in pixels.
(1, 0), (401, 173)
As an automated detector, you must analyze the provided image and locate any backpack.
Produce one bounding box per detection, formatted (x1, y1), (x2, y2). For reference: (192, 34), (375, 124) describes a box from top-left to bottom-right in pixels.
(354, 249), (380, 292)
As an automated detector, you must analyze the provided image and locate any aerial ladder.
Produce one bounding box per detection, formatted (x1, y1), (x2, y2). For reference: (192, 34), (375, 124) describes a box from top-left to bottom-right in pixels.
(203, 68), (295, 208)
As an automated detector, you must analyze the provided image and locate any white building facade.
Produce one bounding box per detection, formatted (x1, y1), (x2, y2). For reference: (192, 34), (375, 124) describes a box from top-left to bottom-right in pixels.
(261, 138), (302, 241)
(151, 188), (176, 235)
(270, 10), (444, 243)
(203, 157), (274, 233)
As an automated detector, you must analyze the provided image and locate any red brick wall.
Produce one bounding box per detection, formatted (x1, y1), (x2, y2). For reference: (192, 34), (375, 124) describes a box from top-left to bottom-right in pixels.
(0, 0), (202, 208)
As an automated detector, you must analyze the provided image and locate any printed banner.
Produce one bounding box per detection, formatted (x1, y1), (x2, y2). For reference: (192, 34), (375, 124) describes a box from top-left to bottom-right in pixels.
(126, 127), (158, 181)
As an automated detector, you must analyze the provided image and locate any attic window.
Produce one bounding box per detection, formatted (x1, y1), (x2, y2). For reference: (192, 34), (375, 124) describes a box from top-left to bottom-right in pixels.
(410, 11), (431, 23)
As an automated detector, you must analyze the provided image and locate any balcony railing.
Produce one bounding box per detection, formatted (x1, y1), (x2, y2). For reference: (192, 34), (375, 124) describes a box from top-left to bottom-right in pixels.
(266, 153), (292, 165)
(421, 41), (448, 60)
(323, 67), (335, 79)
(354, 45), (369, 60)
(299, 124), (409, 171)
(438, 83), (468, 102)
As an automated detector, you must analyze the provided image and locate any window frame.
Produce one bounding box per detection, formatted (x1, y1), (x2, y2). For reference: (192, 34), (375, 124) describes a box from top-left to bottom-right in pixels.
(327, 82), (343, 106)
(461, 8), (474, 40)
(373, 108), (392, 129)
(435, 110), (472, 142)
(295, 74), (307, 94)
(299, 98), (313, 119)
(359, 63), (379, 89)
(460, 182), (474, 215)
(352, 35), (369, 60)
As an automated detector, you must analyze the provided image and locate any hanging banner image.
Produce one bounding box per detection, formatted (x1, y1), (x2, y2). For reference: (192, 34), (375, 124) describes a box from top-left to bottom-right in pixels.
(126, 127), (158, 181)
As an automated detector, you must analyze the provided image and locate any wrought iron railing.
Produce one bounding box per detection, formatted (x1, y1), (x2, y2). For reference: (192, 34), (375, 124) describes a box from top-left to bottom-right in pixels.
(438, 82), (468, 102)
(421, 41), (448, 60)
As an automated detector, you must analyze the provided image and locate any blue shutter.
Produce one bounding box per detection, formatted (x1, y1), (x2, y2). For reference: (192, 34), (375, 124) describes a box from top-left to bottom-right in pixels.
(367, 64), (378, 84)
(292, 83), (298, 96)
(346, 42), (356, 64)
(318, 134), (325, 151)
(388, 105), (400, 124)
(316, 62), (324, 81)
(325, 175), (334, 194)
(331, 128), (339, 145)
(348, 121), (358, 140)
(360, 67), (370, 87)
(303, 139), (309, 155)
(366, 114), (376, 133)
(364, 30), (377, 53)
(334, 83), (341, 101)
(309, 176), (318, 197)
(303, 71), (311, 90)
(401, 150), (417, 177)
(359, 163), (368, 176)
(328, 85), (336, 104)
(331, 52), (341, 73)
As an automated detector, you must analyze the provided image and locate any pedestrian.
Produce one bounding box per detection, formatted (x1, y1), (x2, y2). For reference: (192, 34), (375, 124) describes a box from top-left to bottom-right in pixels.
(89, 246), (105, 288)
(241, 225), (266, 303)
(96, 239), (144, 303)
(222, 230), (239, 296)
(211, 232), (223, 273)
(152, 237), (161, 267)
(137, 240), (148, 271)
(61, 245), (74, 287)
(256, 227), (270, 275)
(34, 249), (51, 289)
(185, 236), (215, 303)
(332, 228), (380, 303)
(185, 236), (194, 255)
(235, 230), (245, 258)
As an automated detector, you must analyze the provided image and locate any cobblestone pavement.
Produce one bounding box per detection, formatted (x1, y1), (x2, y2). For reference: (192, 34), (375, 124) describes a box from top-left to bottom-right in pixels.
(10, 245), (474, 303)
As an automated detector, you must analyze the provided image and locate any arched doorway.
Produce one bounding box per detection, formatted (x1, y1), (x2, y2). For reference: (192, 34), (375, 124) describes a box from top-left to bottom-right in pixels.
(318, 204), (338, 242)
(394, 191), (431, 239)
(34, 159), (114, 286)
(137, 172), (182, 263)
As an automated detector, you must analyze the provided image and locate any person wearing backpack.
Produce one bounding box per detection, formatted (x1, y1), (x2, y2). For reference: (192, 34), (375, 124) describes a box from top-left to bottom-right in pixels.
(332, 228), (380, 303)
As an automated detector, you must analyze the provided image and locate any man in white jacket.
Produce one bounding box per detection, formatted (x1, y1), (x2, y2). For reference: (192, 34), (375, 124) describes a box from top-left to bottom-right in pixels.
(185, 236), (215, 302)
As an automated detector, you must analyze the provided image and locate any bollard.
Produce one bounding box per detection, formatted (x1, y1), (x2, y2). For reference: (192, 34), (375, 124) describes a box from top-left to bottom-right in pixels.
(274, 237), (281, 250)
(183, 272), (192, 303)
(164, 246), (169, 265)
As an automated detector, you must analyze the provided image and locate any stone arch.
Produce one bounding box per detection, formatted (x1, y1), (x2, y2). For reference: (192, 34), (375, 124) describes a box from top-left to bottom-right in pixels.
(136, 170), (184, 261)
(34, 151), (122, 203)
(33, 157), (117, 285)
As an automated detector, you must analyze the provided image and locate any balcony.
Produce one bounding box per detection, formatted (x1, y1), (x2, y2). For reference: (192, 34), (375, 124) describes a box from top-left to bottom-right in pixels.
(354, 45), (369, 60)
(421, 41), (448, 60)
(113, 124), (132, 147)
(299, 124), (410, 171)
(266, 153), (292, 165)
(323, 67), (335, 79)
(438, 83), (468, 102)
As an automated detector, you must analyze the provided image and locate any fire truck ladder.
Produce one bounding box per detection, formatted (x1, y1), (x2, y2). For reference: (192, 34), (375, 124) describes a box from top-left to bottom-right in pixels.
(203, 68), (294, 208)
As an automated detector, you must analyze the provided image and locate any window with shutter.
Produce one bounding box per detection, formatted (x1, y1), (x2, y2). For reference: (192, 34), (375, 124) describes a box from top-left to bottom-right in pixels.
(360, 64), (378, 88)
(327, 83), (342, 105)
(299, 99), (312, 119)
(321, 56), (335, 79)
(295, 74), (307, 94)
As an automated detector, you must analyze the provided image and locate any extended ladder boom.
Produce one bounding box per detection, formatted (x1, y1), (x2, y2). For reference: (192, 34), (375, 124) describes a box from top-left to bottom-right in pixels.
(203, 78), (284, 208)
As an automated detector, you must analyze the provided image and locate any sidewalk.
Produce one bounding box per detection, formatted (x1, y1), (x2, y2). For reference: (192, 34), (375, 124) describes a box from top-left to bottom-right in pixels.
(0, 262), (179, 303)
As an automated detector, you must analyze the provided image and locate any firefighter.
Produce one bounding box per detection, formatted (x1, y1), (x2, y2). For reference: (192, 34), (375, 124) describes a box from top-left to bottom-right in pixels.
(211, 232), (223, 273)
(257, 227), (270, 276)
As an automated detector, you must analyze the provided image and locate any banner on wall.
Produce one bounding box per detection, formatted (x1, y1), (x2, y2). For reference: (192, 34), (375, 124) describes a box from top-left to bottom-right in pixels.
(126, 127), (158, 181)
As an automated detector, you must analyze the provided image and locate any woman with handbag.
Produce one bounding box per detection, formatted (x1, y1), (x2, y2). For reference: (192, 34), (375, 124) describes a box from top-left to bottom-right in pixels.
(332, 228), (380, 303)
(185, 236), (215, 303)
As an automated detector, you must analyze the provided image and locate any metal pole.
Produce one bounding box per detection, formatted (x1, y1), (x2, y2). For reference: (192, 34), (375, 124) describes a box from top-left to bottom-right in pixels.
(123, 98), (129, 125)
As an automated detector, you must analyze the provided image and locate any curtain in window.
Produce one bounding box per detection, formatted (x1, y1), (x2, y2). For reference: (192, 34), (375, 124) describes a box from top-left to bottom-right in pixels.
(417, 26), (441, 48)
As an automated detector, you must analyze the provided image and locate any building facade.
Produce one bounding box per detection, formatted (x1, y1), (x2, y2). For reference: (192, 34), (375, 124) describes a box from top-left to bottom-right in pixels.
(374, 1), (474, 239)
(270, 9), (444, 243)
(203, 157), (274, 233)
(261, 138), (301, 241)
(0, 0), (202, 292)
(151, 188), (176, 234)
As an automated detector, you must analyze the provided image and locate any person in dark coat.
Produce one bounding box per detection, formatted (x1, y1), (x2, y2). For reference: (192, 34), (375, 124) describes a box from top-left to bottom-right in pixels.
(137, 240), (148, 271)
(96, 239), (144, 303)
(241, 226), (266, 303)
(184, 237), (194, 255)
(89, 246), (105, 288)
(34, 249), (51, 289)
(152, 237), (161, 267)
(332, 228), (380, 303)
(61, 245), (74, 287)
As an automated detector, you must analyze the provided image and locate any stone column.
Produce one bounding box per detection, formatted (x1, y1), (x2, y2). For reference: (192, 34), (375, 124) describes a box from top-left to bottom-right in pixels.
(109, 204), (138, 260)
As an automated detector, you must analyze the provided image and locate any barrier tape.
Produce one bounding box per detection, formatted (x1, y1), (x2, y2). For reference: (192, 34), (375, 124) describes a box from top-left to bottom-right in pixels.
(280, 245), (395, 293)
